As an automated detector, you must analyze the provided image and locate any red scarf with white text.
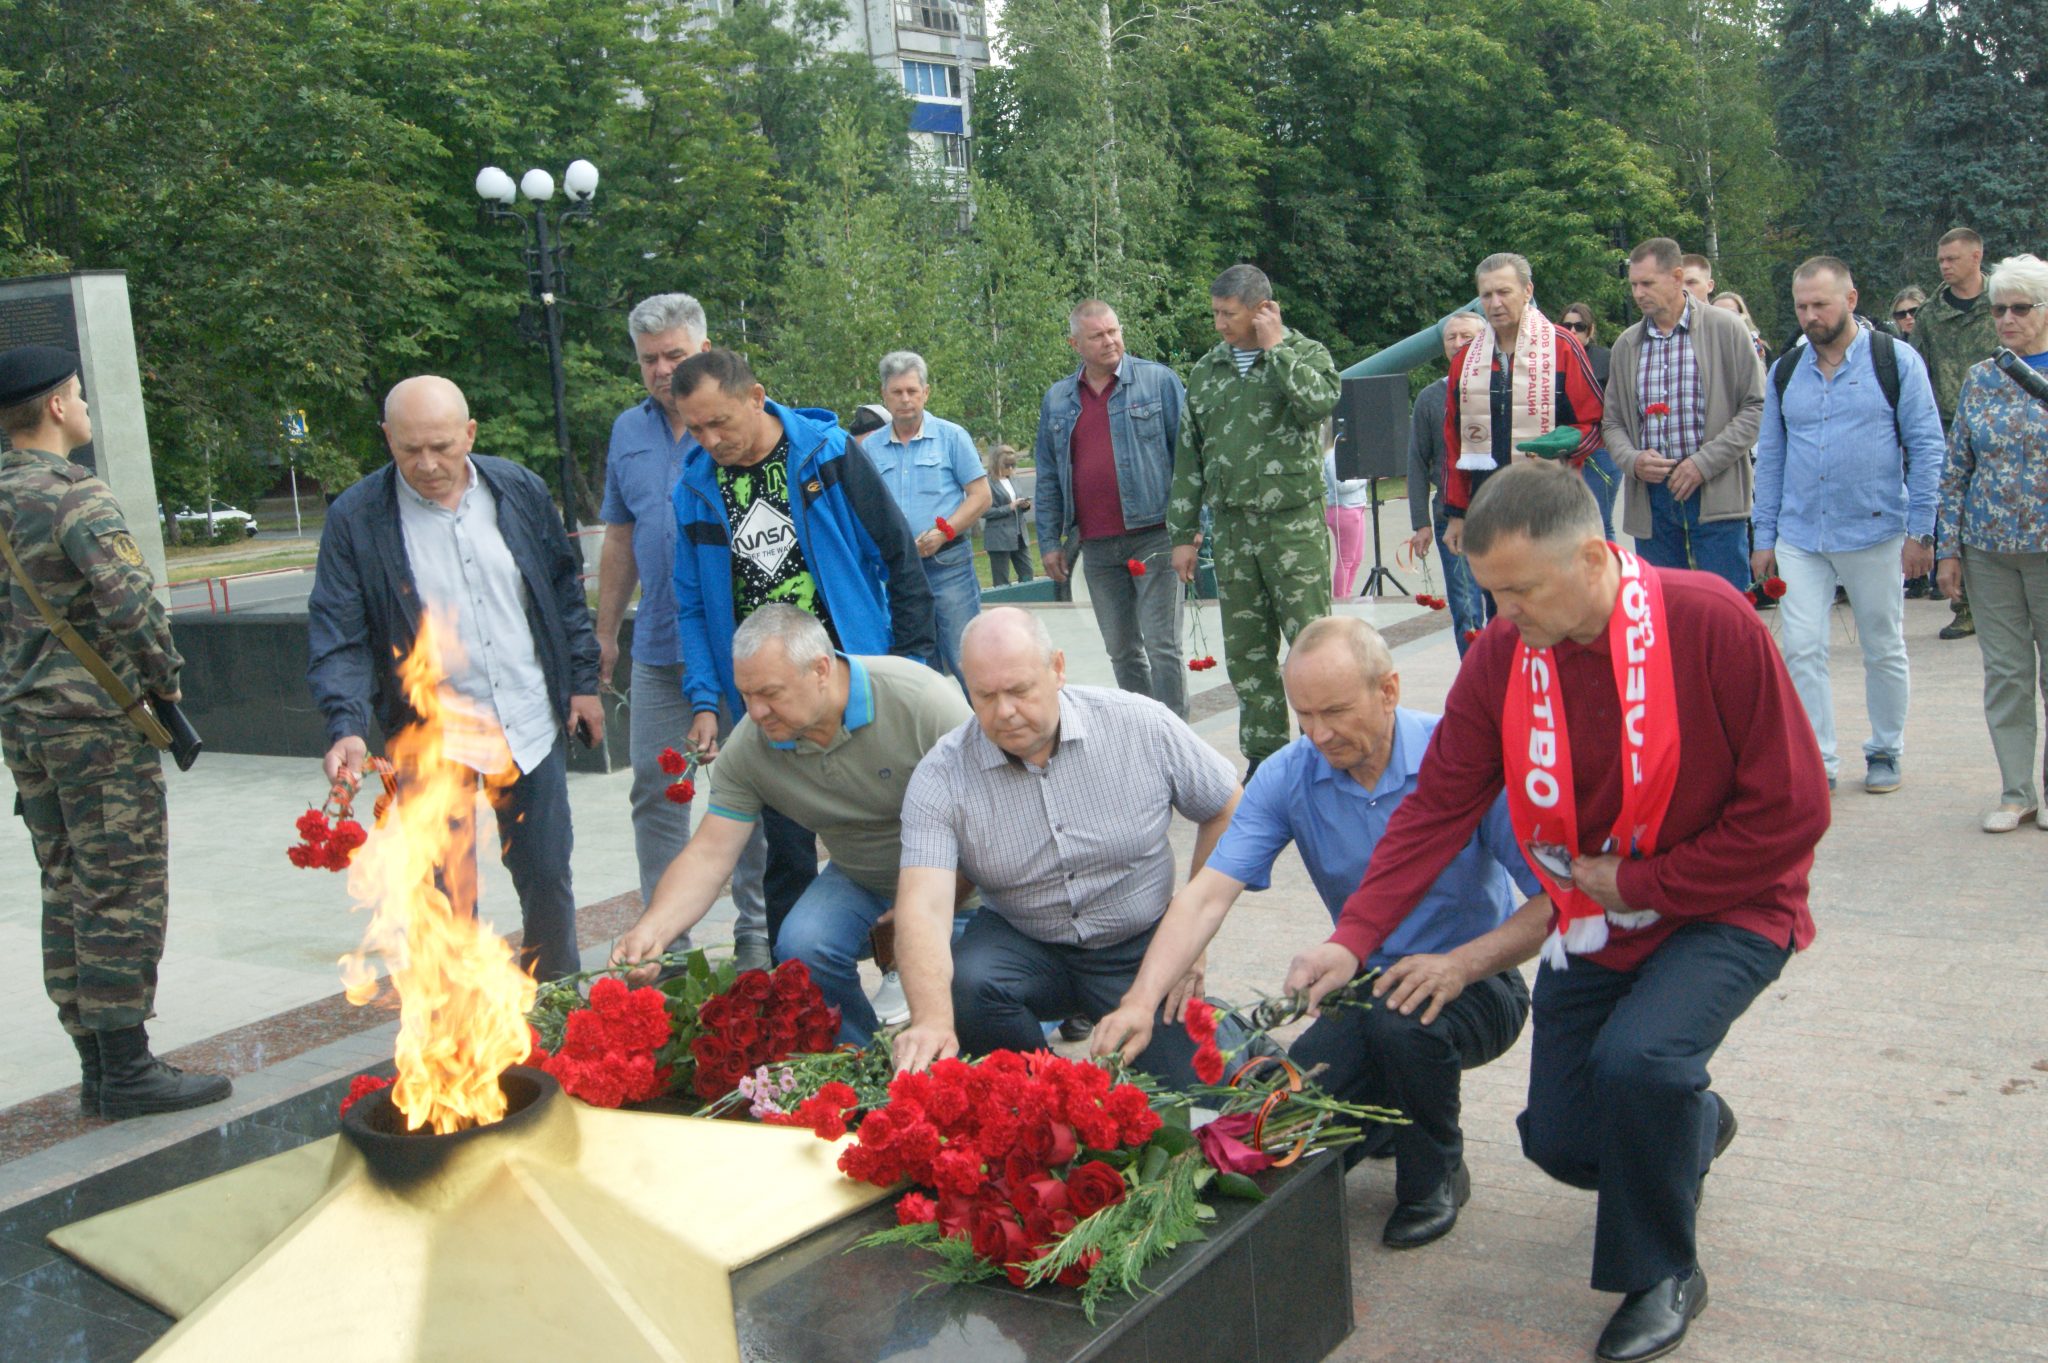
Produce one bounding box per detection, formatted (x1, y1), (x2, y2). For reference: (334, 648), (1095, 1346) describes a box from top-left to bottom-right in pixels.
(1501, 547), (1681, 967)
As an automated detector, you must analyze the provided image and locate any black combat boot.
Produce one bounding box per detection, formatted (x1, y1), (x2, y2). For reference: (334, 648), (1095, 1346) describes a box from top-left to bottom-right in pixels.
(71, 1032), (101, 1113)
(95, 1025), (232, 1120)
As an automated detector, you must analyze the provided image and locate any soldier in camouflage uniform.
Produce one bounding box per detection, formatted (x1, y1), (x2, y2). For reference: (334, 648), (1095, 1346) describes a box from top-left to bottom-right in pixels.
(0, 345), (230, 1120)
(1914, 228), (2001, 640)
(1169, 265), (1342, 776)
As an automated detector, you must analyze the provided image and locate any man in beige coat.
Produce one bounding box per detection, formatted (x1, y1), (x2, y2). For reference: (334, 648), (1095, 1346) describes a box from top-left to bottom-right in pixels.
(1603, 237), (1766, 592)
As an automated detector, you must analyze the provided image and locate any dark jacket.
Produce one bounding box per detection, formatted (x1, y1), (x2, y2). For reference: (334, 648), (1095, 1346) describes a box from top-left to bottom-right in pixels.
(307, 457), (599, 744)
(671, 400), (935, 717)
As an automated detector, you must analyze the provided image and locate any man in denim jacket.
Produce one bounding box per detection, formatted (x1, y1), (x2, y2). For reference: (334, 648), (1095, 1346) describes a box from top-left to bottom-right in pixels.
(1032, 301), (1189, 715)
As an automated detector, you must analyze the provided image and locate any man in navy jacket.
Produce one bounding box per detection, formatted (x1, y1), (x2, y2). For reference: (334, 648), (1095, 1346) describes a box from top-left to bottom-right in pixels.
(308, 375), (601, 981)
(668, 348), (935, 945)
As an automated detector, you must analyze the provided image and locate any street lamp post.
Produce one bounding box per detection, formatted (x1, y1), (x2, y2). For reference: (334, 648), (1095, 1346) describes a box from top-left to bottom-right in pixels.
(476, 159), (600, 533)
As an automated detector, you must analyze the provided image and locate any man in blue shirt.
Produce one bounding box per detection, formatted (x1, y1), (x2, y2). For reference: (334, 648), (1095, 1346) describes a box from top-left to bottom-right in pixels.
(1093, 614), (1537, 1250)
(1751, 257), (1944, 795)
(596, 295), (770, 968)
(862, 352), (991, 682)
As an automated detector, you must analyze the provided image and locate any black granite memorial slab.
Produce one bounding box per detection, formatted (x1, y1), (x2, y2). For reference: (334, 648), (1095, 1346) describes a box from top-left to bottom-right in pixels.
(4, 1071), (1356, 1363)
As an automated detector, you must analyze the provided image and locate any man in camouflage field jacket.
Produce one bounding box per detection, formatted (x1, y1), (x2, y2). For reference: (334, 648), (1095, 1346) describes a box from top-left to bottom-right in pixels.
(1169, 265), (1343, 776)
(1913, 228), (2001, 639)
(0, 345), (230, 1120)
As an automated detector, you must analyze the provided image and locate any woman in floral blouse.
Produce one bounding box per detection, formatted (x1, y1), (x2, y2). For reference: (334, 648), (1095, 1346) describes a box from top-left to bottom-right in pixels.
(1936, 252), (2048, 832)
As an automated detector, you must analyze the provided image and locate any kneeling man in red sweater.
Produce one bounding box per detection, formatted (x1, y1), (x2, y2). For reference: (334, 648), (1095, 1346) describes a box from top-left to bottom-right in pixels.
(1289, 460), (1829, 1363)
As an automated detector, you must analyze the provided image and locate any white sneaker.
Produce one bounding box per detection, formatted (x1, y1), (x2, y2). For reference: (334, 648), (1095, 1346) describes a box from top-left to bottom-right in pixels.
(870, 970), (910, 1026)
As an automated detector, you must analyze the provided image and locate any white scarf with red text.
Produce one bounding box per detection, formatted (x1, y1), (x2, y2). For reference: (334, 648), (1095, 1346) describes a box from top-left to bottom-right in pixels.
(1501, 547), (1680, 969)
(1455, 302), (1560, 470)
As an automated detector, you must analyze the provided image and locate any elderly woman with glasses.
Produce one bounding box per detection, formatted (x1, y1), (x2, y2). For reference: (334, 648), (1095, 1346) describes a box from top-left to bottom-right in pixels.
(1936, 253), (2048, 832)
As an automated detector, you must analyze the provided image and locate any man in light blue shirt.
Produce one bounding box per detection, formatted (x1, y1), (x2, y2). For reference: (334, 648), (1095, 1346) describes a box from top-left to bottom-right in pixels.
(862, 351), (991, 681)
(1752, 256), (1944, 795)
(1092, 615), (1537, 1251)
(596, 295), (770, 967)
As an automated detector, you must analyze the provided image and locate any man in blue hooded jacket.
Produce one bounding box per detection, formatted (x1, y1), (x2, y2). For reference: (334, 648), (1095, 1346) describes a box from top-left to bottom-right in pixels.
(668, 348), (936, 945)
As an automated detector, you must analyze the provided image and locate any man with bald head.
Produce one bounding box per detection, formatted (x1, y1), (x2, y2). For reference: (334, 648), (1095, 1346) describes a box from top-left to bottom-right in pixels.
(891, 606), (1241, 1086)
(1093, 615), (1539, 1248)
(309, 375), (601, 981)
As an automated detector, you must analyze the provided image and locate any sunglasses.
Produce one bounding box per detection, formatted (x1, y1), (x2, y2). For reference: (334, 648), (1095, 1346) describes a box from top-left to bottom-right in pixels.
(1892, 307), (1920, 320)
(1992, 302), (2038, 318)
(1563, 320), (1592, 333)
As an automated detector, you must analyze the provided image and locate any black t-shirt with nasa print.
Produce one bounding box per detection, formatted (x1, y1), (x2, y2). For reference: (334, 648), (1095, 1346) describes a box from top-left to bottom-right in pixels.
(716, 434), (838, 644)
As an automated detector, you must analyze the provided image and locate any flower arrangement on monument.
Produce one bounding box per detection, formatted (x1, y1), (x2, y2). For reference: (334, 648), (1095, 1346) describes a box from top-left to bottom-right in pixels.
(524, 951), (843, 1109)
(772, 978), (1400, 1318)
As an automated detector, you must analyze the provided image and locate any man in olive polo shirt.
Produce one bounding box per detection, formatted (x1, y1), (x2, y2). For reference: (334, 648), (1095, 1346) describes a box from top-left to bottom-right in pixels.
(611, 604), (968, 1043)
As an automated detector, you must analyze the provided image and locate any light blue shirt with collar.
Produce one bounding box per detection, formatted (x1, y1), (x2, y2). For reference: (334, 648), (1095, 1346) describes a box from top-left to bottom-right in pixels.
(600, 396), (700, 666)
(1752, 323), (1945, 555)
(396, 460), (558, 774)
(861, 410), (987, 540)
(1206, 707), (1539, 969)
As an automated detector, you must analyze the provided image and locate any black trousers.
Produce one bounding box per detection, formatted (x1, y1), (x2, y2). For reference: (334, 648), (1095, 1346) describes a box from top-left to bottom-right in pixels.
(988, 547), (1034, 585)
(761, 806), (819, 950)
(951, 910), (1206, 1088)
(1290, 966), (1529, 1203)
(1517, 921), (1790, 1292)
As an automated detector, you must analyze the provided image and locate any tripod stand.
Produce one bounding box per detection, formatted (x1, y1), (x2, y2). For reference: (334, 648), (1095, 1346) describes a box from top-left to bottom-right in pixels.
(1357, 477), (1407, 598)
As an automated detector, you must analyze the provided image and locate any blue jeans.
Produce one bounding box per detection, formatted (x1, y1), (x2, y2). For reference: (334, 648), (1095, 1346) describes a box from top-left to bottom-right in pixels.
(923, 541), (983, 682)
(627, 660), (767, 950)
(774, 864), (893, 1046)
(1518, 921), (1790, 1292)
(1582, 448), (1620, 540)
(1637, 484), (1750, 593)
(1434, 514), (1486, 653)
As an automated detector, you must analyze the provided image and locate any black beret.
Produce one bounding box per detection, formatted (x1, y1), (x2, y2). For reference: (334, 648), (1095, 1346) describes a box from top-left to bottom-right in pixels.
(0, 345), (79, 408)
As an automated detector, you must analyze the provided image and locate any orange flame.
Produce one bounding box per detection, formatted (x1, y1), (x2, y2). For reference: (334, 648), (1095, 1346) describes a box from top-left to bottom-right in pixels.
(338, 611), (538, 1134)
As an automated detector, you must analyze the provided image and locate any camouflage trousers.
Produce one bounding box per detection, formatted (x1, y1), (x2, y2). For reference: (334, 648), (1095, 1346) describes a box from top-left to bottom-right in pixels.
(1211, 504), (1331, 762)
(3, 716), (167, 1034)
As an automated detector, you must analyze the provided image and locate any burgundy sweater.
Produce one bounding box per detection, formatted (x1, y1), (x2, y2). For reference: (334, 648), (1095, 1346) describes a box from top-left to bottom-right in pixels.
(1332, 567), (1829, 972)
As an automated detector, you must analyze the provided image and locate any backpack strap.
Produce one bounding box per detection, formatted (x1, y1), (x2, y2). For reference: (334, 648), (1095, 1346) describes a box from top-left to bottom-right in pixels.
(1774, 328), (1905, 447)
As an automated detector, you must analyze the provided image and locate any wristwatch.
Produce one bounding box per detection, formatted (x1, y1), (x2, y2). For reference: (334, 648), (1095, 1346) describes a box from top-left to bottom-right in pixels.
(1915, 534), (1935, 548)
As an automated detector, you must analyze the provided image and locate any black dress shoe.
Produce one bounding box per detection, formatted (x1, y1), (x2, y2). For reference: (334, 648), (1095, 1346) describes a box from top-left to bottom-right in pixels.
(1697, 1094), (1737, 1206)
(1381, 1160), (1470, 1249)
(1595, 1268), (1708, 1362)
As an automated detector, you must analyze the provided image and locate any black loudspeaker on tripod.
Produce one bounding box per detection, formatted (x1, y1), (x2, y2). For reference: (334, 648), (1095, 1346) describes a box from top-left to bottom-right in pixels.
(1332, 374), (1413, 598)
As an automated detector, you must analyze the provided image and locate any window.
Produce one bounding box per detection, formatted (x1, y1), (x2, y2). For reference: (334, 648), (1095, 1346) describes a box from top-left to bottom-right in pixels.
(902, 60), (960, 99)
(935, 133), (971, 170)
(896, 0), (985, 36)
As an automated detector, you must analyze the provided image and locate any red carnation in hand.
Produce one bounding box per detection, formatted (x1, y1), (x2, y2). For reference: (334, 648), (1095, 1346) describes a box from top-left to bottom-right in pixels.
(1464, 628), (1481, 643)
(1126, 557), (1147, 576)
(295, 809), (332, 842)
(664, 778), (695, 805)
(657, 747), (690, 776)
(1183, 998), (1218, 1045)
(1761, 576), (1787, 600)
(1645, 402), (1671, 417)
(1192, 1040), (1225, 1084)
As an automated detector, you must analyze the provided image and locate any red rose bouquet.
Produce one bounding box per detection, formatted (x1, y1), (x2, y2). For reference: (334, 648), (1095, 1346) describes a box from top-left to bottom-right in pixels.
(792, 984), (1399, 1318)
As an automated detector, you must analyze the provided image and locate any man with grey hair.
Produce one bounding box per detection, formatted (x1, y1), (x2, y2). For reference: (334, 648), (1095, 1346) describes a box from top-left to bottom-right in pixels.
(1440, 253), (1604, 559)
(1033, 299), (1190, 713)
(310, 375), (601, 982)
(1603, 236), (1766, 593)
(597, 293), (770, 968)
(611, 605), (969, 1044)
(1168, 264), (1342, 779)
(890, 607), (1241, 1086)
(861, 350), (991, 682)
(1753, 256), (1944, 795)
(1092, 614), (1538, 1247)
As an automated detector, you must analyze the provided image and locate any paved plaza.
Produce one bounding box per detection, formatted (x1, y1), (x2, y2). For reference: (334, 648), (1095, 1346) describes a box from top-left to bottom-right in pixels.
(1, 529), (2044, 1360)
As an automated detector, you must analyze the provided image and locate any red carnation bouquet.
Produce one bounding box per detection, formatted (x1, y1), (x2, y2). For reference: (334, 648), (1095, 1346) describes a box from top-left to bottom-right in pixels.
(286, 762), (393, 872)
(1746, 575), (1788, 606)
(525, 950), (844, 1109)
(784, 984), (1399, 1319)
(1182, 581), (1218, 672)
(657, 743), (708, 806)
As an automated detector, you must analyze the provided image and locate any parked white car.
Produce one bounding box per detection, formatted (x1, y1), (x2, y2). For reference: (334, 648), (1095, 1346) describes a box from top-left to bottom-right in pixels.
(171, 500), (261, 538)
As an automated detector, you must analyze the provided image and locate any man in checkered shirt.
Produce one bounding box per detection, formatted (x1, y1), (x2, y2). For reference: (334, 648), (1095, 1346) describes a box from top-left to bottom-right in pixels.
(889, 607), (1241, 1086)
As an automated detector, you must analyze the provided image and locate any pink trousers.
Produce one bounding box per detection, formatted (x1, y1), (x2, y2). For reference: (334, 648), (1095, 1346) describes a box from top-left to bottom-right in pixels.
(1326, 506), (1366, 599)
